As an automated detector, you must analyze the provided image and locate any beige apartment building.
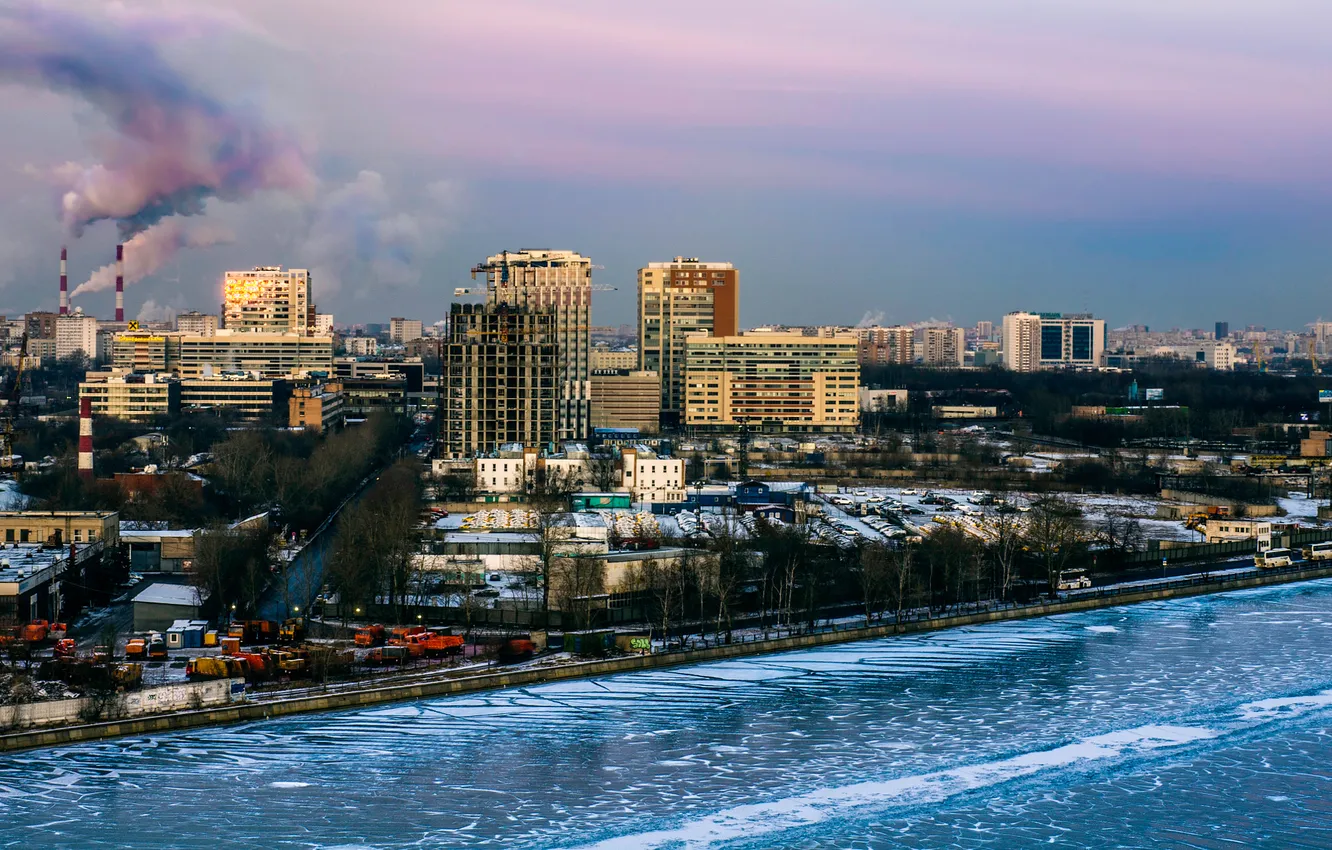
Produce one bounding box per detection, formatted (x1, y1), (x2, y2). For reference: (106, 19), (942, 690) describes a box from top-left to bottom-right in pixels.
(176, 331), (333, 378)
(78, 373), (180, 420)
(921, 327), (965, 367)
(638, 258), (739, 418)
(590, 369), (661, 433)
(683, 331), (860, 433)
(857, 326), (915, 365)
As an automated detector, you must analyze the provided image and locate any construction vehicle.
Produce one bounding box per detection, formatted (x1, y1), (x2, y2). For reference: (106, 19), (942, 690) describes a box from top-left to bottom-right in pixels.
(146, 632), (168, 659)
(1184, 506), (1230, 533)
(53, 638), (77, 659)
(186, 656), (248, 681)
(498, 638), (536, 663)
(278, 617), (305, 644)
(227, 620), (278, 644)
(20, 620), (50, 643)
(125, 637), (148, 659)
(417, 631), (464, 658)
(354, 624), (387, 647)
(365, 645), (410, 666)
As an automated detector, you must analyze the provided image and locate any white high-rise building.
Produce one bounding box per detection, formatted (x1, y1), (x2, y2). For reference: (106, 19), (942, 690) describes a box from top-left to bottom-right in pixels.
(55, 312), (98, 361)
(223, 267), (312, 335)
(1002, 312), (1104, 371)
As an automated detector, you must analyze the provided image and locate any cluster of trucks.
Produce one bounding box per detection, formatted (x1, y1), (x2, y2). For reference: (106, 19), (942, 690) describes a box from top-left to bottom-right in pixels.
(8, 622), (145, 691)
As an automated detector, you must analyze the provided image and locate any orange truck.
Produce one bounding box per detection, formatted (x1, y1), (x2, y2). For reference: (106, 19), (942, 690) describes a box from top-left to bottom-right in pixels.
(365, 645), (410, 666)
(416, 632), (464, 658)
(227, 620), (278, 644)
(499, 639), (536, 662)
(53, 638), (77, 659)
(354, 624), (387, 647)
(20, 620), (50, 642)
(125, 637), (148, 659)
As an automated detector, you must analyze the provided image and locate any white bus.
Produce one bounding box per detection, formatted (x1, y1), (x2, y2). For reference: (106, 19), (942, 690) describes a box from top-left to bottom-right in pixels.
(1303, 541), (1332, 562)
(1256, 547), (1293, 569)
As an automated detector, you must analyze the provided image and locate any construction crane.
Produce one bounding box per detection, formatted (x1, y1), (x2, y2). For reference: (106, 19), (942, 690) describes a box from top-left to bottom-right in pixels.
(0, 332), (28, 469)
(1310, 339), (1320, 374)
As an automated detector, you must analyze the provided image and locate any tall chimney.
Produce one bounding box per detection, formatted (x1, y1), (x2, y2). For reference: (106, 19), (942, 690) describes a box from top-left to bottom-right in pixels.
(115, 243), (125, 322)
(78, 397), (94, 480)
(59, 246), (68, 315)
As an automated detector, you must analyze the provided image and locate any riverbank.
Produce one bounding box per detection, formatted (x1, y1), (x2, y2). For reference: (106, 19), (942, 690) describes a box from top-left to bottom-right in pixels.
(5, 561), (1332, 754)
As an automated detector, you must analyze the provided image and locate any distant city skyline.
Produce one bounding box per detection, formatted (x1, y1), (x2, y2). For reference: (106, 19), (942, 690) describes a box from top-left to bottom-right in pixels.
(2, 1), (1330, 328)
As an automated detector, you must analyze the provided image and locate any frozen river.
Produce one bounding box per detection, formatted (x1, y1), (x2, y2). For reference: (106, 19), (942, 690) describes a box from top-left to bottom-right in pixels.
(7, 580), (1332, 848)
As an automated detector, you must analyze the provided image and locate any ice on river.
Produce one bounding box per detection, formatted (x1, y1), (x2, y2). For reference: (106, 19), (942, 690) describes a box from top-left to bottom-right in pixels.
(6, 581), (1332, 849)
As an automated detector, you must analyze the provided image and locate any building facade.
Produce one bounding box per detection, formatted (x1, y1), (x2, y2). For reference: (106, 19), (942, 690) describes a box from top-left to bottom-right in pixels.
(442, 302), (559, 458)
(54, 313), (98, 361)
(222, 267), (313, 335)
(683, 331), (860, 432)
(590, 369), (661, 433)
(175, 311), (219, 337)
(78, 373), (180, 420)
(1002, 312), (1105, 371)
(856, 326), (915, 365)
(180, 376), (290, 418)
(176, 331), (334, 379)
(389, 318), (423, 343)
(921, 327), (965, 367)
(637, 258), (739, 418)
(289, 382), (345, 432)
(473, 250), (593, 440)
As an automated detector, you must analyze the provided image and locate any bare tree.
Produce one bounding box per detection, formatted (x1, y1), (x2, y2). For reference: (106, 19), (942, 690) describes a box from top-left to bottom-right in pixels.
(587, 453), (620, 493)
(1025, 496), (1086, 597)
(859, 541), (894, 625)
(552, 556), (606, 631)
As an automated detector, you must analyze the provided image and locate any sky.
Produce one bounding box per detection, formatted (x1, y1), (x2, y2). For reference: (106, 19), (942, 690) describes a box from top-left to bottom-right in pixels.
(1, 0), (1330, 330)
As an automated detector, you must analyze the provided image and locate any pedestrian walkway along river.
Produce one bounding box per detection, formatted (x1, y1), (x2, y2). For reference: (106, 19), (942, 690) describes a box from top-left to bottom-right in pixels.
(6, 578), (1332, 848)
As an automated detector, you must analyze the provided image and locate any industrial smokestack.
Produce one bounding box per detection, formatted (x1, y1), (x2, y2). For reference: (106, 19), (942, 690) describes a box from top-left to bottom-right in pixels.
(78, 397), (94, 480)
(115, 243), (124, 322)
(59, 246), (68, 314)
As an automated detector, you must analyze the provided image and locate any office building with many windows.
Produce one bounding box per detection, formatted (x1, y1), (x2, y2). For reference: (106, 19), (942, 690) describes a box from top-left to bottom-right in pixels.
(1002, 312), (1105, 371)
(683, 331), (860, 433)
(637, 257), (739, 420)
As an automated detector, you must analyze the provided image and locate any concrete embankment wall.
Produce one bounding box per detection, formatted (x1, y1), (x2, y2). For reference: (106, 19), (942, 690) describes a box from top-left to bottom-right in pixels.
(0, 678), (243, 731)
(5, 564), (1332, 754)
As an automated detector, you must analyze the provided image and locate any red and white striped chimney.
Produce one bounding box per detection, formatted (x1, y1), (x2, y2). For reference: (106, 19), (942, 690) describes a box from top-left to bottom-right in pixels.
(59, 246), (69, 314)
(115, 243), (125, 322)
(78, 397), (94, 480)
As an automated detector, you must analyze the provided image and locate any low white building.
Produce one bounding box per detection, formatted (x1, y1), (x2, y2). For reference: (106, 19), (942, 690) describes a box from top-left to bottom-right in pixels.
(620, 447), (685, 503)
(1204, 518), (1272, 549)
(859, 388), (908, 412)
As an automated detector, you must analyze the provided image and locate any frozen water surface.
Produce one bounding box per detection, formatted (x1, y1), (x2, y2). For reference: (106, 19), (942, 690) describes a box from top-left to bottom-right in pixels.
(7, 581), (1332, 848)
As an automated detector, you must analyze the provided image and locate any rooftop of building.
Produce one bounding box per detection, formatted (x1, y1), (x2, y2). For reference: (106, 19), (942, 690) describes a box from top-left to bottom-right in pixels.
(132, 583), (207, 606)
(0, 543), (92, 585)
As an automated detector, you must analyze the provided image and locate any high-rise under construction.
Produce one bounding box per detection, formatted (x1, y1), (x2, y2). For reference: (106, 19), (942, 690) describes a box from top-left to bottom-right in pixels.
(471, 250), (592, 440)
(442, 302), (559, 458)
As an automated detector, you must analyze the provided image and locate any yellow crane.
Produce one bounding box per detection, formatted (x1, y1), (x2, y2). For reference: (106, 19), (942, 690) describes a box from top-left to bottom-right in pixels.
(1310, 338), (1320, 373)
(0, 331), (28, 468)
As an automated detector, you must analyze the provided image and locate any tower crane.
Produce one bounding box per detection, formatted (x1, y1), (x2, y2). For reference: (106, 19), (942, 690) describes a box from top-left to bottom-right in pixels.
(0, 332), (29, 468)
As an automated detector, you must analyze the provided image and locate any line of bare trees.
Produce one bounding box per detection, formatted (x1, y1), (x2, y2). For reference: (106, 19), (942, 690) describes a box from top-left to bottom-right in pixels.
(326, 459), (425, 623)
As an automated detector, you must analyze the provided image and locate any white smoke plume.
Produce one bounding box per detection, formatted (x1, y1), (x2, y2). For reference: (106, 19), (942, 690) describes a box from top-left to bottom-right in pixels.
(0, 0), (312, 272)
(72, 219), (234, 296)
(136, 299), (180, 324)
(302, 171), (460, 297)
(856, 310), (887, 328)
